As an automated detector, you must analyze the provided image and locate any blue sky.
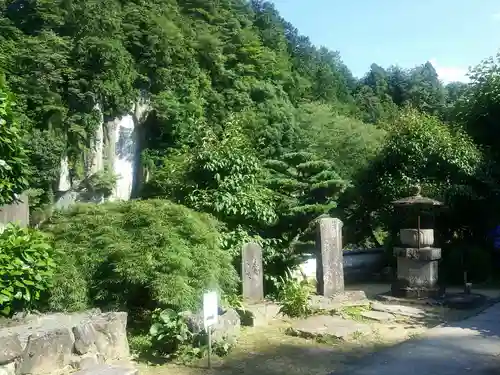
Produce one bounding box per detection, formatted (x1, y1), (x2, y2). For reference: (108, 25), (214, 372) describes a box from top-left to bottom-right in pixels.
(270, 0), (500, 83)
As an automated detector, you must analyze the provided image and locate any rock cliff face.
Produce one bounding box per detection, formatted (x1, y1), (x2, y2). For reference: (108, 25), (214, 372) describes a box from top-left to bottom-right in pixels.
(55, 97), (151, 209)
(0, 310), (130, 375)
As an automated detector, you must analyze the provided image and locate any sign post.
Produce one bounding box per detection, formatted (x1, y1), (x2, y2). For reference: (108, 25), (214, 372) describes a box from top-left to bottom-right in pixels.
(203, 291), (218, 369)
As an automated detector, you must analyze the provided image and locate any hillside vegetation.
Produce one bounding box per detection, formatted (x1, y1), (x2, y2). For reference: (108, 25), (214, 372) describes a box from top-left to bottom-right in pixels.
(1, 0), (500, 311)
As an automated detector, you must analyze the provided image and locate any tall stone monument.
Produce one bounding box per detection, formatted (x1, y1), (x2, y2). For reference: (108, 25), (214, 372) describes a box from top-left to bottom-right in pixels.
(316, 217), (344, 297)
(242, 242), (264, 302)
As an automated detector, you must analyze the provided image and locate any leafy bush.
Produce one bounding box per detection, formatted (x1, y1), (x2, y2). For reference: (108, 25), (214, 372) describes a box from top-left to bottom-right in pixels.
(149, 308), (196, 358)
(275, 271), (311, 318)
(0, 223), (57, 316)
(42, 199), (238, 312)
(147, 307), (233, 361)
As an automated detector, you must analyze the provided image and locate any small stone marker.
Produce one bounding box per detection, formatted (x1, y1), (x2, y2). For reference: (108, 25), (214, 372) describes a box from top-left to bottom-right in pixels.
(316, 217), (344, 297)
(242, 242), (264, 302)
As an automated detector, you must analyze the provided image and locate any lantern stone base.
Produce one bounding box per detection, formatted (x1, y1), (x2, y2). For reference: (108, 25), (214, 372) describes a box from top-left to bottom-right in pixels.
(391, 282), (444, 299)
(391, 254), (445, 299)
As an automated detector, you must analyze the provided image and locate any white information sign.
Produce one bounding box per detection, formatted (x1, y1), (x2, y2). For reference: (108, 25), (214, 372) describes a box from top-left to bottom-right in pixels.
(203, 291), (218, 329)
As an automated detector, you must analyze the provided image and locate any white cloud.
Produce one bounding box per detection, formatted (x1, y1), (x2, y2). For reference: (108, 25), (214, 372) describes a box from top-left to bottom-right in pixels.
(492, 12), (500, 20)
(429, 58), (469, 84)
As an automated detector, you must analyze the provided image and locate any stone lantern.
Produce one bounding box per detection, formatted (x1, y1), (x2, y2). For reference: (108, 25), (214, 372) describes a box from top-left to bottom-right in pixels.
(391, 186), (444, 298)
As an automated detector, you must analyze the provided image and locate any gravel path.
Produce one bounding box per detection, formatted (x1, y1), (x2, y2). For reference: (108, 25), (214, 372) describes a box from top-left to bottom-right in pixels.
(333, 302), (500, 375)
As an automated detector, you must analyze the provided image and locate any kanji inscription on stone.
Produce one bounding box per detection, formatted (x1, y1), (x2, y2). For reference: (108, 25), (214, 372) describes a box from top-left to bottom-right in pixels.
(242, 242), (264, 302)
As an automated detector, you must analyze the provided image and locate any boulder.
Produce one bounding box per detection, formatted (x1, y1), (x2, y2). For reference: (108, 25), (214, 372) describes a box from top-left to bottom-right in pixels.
(184, 308), (241, 344)
(73, 322), (97, 355)
(212, 308), (240, 344)
(73, 312), (129, 361)
(241, 302), (281, 326)
(0, 334), (22, 365)
(18, 327), (74, 375)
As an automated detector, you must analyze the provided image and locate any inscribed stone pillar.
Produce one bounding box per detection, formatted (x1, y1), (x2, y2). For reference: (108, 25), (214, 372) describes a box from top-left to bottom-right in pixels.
(316, 217), (344, 297)
(242, 242), (264, 302)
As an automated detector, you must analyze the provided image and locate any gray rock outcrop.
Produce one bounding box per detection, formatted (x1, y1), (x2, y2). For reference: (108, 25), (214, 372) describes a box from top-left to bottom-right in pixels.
(0, 310), (130, 375)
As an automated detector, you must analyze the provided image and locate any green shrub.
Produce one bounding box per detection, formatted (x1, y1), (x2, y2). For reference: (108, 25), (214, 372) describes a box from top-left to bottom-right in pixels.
(149, 308), (199, 359)
(275, 271), (311, 318)
(42, 199), (238, 312)
(0, 223), (57, 316)
(148, 307), (234, 361)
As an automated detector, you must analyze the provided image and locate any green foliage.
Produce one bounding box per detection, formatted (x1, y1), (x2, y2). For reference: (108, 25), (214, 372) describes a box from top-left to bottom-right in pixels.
(294, 102), (387, 180)
(5, 0), (500, 282)
(80, 169), (117, 198)
(24, 128), (65, 207)
(275, 271), (311, 318)
(0, 78), (29, 205)
(265, 151), (347, 244)
(149, 308), (196, 358)
(144, 116), (279, 260)
(148, 308), (233, 361)
(0, 223), (57, 316)
(344, 107), (483, 245)
(146, 117), (277, 228)
(42, 199), (238, 312)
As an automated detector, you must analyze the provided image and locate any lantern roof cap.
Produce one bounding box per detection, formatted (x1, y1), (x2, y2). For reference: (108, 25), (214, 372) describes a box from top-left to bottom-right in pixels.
(392, 185), (444, 206)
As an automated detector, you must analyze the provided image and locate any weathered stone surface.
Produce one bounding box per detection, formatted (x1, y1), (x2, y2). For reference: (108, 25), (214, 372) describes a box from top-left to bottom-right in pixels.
(73, 364), (137, 375)
(0, 310), (133, 375)
(309, 291), (369, 313)
(316, 217), (344, 297)
(18, 327), (74, 375)
(0, 309), (101, 348)
(393, 247), (441, 261)
(396, 258), (439, 287)
(72, 312), (129, 360)
(91, 312), (130, 361)
(242, 242), (264, 302)
(360, 311), (395, 322)
(371, 302), (425, 319)
(184, 308), (241, 344)
(0, 334), (22, 364)
(78, 354), (103, 370)
(212, 308), (241, 344)
(289, 315), (370, 340)
(0, 362), (15, 375)
(73, 322), (97, 355)
(242, 303), (281, 326)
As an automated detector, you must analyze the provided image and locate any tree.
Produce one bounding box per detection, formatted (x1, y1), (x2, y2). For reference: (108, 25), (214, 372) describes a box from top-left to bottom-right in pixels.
(294, 102), (386, 180)
(265, 151), (347, 247)
(343, 107), (484, 245)
(0, 76), (29, 205)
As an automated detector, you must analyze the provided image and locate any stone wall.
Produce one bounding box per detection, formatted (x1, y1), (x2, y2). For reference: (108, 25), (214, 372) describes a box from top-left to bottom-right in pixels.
(0, 309), (130, 375)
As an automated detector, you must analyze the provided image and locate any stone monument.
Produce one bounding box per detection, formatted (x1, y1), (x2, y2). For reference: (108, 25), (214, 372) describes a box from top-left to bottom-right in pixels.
(242, 242), (264, 302)
(391, 186), (444, 298)
(316, 217), (344, 297)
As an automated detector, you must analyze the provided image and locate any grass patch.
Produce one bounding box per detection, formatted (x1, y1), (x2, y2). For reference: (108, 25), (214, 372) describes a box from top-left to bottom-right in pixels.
(337, 305), (371, 322)
(137, 321), (397, 375)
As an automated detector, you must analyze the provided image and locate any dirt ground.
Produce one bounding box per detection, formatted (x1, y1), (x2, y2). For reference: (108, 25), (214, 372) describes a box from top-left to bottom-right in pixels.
(137, 283), (500, 375)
